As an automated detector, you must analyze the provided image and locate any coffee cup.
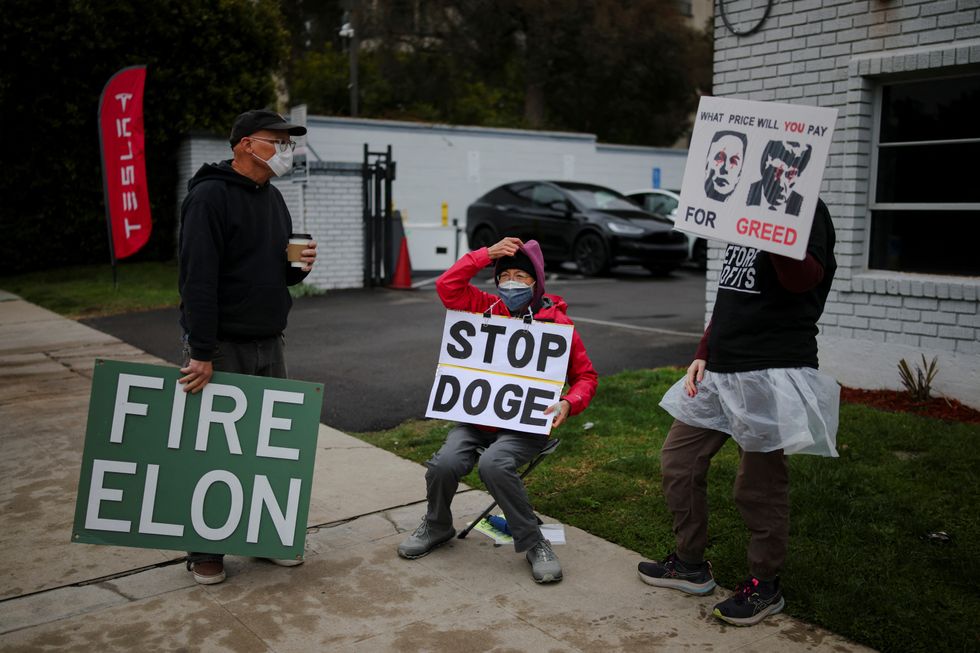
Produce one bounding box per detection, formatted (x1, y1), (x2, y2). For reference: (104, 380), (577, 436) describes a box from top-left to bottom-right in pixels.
(287, 233), (312, 268)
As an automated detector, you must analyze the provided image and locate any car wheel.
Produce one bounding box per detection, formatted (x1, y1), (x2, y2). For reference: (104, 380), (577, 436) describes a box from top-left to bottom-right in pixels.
(470, 226), (497, 251)
(573, 232), (609, 276)
(692, 239), (707, 270)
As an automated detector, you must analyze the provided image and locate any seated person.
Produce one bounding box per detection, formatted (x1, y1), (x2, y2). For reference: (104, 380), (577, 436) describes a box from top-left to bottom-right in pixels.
(397, 237), (598, 583)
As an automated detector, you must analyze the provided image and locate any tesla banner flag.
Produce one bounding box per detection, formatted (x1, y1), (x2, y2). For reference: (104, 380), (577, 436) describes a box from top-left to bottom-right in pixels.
(99, 65), (151, 259)
(425, 311), (573, 435)
(675, 96), (838, 260)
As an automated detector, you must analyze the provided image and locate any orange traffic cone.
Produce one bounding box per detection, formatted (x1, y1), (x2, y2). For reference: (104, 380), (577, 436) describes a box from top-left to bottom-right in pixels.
(389, 237), (413, 289)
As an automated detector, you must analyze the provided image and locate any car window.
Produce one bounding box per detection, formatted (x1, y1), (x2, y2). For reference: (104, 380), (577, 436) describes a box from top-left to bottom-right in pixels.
(562, 187), (638, 211)
(484, 183), (533, 208)
(645, 195), (677, 214)
(531, 184), (567, 209)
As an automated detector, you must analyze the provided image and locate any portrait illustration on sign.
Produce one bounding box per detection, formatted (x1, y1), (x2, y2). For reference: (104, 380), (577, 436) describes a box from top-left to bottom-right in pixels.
(704, 130), (748, 202)
(746, 140), (813, 216)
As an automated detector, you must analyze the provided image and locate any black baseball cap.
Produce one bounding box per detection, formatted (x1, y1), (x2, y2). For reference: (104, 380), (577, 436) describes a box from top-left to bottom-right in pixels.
(229, 110), (307, 147)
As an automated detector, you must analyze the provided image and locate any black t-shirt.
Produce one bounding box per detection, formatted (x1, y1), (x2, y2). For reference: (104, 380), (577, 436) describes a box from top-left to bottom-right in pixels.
(707, 199), (837, 372)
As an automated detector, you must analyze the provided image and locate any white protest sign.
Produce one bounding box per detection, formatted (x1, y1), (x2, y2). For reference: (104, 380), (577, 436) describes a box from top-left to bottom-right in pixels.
(425, 311), (573, 435)
(676, 96), (838, 259)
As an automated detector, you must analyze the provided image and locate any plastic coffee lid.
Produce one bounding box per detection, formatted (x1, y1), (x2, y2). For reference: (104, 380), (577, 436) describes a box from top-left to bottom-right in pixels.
(289, 233), (313, 240)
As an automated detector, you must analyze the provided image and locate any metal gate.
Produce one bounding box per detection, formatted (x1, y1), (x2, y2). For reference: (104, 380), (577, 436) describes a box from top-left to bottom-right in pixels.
(362, 144), (397, 286)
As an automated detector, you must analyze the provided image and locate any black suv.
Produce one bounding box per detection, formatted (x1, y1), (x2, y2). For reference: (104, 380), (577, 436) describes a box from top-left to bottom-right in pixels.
(466, 180), (688, 276)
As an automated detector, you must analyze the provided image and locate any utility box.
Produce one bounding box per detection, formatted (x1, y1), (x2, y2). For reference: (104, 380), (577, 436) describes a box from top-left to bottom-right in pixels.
(404, 223), (468, 272)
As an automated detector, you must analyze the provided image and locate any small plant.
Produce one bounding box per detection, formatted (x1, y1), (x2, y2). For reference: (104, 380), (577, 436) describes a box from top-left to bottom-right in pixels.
(897, 354), (938, 401)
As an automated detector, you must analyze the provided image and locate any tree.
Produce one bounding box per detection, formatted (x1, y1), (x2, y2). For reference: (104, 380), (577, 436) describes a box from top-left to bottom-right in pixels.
(282, 0), (710, 146)
(439, 0), (711, 143)
(0, 0), (288, 274)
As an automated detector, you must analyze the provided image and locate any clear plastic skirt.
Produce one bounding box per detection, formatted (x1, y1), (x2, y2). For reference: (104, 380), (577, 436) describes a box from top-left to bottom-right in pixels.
(659, 367), (840, 457)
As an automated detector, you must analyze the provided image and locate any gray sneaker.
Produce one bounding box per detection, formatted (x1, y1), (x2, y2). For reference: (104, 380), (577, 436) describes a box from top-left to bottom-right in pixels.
(526, 539), (562, 583)
(397, 519), (456, 559)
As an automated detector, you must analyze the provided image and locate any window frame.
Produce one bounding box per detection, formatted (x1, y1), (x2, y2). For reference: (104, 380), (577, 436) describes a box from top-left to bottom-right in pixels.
(866, 72), (980, 275)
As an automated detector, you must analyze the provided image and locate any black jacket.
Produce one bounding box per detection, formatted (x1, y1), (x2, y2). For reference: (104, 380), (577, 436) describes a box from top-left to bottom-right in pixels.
(707, 198), (836, 372)
(178, 161), (307, 361)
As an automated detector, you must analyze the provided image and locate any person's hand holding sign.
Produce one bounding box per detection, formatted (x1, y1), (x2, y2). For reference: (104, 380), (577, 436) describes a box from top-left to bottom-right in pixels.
(544, 399), (571, 428)
(487, 236), (524, 260)
(179, 358), (213, 394)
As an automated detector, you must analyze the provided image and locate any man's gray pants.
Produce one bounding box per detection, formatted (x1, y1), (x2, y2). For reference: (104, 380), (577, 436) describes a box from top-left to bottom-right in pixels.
(425, 424), (548, 553)
(182, 335), (288, 380)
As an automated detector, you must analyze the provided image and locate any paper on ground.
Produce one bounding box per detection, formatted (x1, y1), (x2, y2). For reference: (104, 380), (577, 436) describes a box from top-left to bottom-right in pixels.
(470, 519), (566, 545)
(540, 523), (566, 545)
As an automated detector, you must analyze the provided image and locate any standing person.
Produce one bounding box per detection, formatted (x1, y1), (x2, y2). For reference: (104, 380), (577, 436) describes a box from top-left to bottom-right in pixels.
(178, 109), (318, 585)
(398, 237), (598, 583)
(638, 199), (838, 626)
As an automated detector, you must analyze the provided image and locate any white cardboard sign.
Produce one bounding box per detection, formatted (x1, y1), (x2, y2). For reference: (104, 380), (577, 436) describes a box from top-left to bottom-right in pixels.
(425, 311), (573, 435)
(676, 96), (838, 259)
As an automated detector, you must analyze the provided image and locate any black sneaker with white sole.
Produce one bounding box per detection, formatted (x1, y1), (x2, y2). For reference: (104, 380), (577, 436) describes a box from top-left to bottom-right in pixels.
(712, 576), (785, 626)
(637, 552), (716, 595)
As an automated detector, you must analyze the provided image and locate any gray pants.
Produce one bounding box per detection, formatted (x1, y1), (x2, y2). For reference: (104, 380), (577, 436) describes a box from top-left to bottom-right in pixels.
(183, 334), (287, 561)
(425, 424), (548, 553)
(182, 335), (288, 379)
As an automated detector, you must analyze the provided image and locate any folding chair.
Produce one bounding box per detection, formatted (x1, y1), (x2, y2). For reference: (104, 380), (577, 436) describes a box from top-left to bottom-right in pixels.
(456, 437), (561, 539)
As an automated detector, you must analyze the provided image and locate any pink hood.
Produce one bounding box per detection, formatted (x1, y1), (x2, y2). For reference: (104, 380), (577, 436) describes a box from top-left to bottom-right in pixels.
(519, 240), (547, 309)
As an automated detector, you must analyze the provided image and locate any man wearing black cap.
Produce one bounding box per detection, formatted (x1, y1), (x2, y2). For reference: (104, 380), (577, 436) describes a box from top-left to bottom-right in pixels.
(177, 109), (318, 585)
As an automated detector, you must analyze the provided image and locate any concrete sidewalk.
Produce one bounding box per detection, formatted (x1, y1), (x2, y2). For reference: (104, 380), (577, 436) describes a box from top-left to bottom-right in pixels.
(0, 292), (872, 652)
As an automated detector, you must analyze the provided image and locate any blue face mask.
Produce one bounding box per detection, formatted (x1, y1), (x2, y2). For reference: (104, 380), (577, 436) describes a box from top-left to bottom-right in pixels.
(498, 280), (534, 312)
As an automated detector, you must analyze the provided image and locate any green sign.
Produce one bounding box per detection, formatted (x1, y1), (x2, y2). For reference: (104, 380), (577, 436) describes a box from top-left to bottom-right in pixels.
(72, 360), (324, 560)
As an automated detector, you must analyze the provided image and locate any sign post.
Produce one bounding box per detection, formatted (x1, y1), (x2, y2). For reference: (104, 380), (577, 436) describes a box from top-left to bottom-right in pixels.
(72, 360), (324, 560)
(425, 311), (573, 435)
(98, 66), (152, 285)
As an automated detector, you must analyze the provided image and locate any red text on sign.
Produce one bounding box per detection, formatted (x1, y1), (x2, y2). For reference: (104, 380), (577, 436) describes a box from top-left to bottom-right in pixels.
(736, 217), (797, 245)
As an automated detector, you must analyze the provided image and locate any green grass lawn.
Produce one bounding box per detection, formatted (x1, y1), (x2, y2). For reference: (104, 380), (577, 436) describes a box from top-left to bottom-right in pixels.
(356, 368), (980, 653)
(0, 261), (323, 318)
(0, 261), (181, 318)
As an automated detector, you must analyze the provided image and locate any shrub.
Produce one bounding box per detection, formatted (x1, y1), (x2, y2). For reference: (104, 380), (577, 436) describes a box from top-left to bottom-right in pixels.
(897, 354), (938, 401)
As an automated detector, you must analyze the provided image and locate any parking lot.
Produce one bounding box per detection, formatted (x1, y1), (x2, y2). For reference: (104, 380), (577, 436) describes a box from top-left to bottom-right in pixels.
(84, 266), (706, 432)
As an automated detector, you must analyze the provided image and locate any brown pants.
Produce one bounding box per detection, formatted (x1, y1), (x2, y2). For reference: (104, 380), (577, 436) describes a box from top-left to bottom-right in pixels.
(661, 419), (789, 580)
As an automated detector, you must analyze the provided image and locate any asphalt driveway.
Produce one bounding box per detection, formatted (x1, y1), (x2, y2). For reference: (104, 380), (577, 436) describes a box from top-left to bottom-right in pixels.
(83, 267), (706, 431)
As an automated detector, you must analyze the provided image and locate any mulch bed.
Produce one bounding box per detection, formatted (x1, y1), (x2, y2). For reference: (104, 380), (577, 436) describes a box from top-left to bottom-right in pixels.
(840, 386), (980, 424)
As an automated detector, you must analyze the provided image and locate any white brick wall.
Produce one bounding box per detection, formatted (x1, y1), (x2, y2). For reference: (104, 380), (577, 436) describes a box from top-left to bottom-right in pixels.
(708, 0), (980, 408)
(277, 163), (364, 291)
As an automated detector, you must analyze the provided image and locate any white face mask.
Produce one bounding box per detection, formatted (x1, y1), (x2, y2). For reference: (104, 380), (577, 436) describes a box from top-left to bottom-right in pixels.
(253, 147), (293, 177)
(498, 280), (533, 291)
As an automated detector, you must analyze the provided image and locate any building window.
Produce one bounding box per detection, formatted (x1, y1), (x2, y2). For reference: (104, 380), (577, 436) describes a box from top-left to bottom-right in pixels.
(869, 74), (980, 277)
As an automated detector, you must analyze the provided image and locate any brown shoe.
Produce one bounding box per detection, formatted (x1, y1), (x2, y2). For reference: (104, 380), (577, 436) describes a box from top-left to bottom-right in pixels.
(187, 557), (226, 585)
